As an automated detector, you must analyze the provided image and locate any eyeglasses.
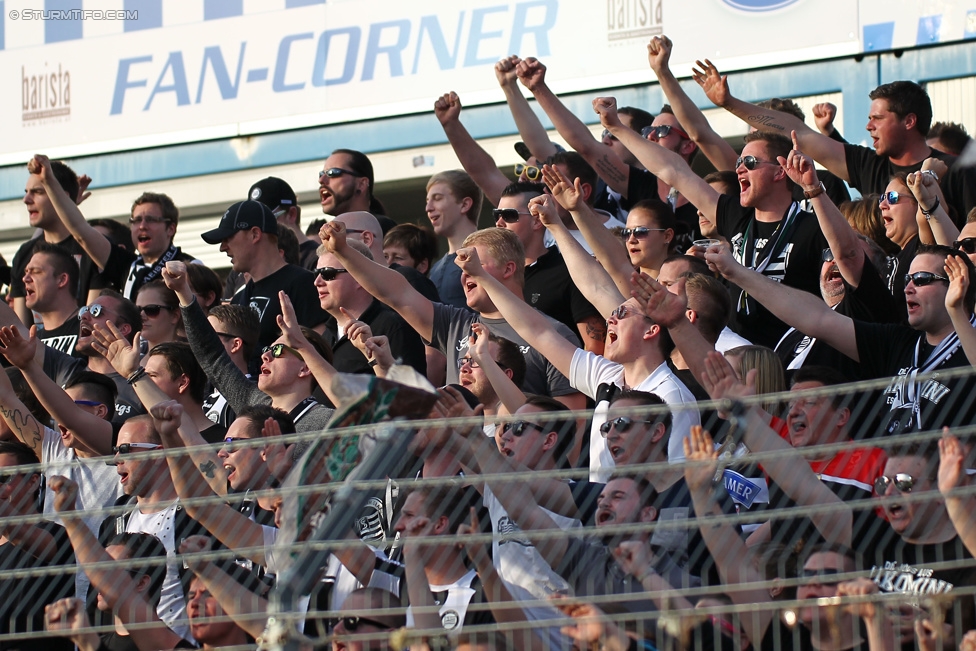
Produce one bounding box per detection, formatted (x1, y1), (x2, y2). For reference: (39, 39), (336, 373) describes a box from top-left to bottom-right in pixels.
(735, 156), (778, 171)
(222, 436), (250, 448)
(492, 208), (531, 223)
(609, 304), (643, 321)
(904, 271), (949, 287)
(129, 215), (169, 226)
(953, 237), (976, 254)
(874, 473), (916, 494)
(514, 163), (542, 181)
(621, 227), (666, 239)
(456, 356), (508, 371)
(73, 400), (103, 408)
(314, 267), (349, 281)
(502, 421), (547, 437)
(601, 129), (618, 142)
(78, 304), (112, 320)
(800, 567), (843, 587)
(821, 248), (835, 263)
(139, 304), (175, 318)
(879, 191), (914, 206)
(330, 615), (392, 632)
(599, 416), (656, 436)
(641, 124), (690, 140)
(319, 167), (362, 180)
(113, 443), (162, 455)
(261, 343), (304, 360)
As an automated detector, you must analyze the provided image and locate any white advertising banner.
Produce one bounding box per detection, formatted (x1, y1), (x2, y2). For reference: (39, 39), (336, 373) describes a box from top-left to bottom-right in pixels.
(1, 0), (973, 164)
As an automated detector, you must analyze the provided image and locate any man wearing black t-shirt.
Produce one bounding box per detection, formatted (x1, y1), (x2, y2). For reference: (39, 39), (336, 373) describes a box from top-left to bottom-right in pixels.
(23, 244), (82, 357)
(248, 176), (318, 270)
(598, 99), (826, 347)
(700, 71), (976, 223)
(201, 200), (329, 369)
(709, 241), (976, 437)
(494, 182), (603, 353)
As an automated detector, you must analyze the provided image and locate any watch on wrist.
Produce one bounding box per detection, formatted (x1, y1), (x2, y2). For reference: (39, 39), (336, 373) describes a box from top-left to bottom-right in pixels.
(803, 182), (826, 200)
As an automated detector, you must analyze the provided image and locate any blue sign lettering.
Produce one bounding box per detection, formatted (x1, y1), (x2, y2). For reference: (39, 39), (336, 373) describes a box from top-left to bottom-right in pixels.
(196, 43), (246, 102)
(312, 28), (360, 87)
(144, 52), (190, 110)
(411, 14), (465, 74)
(362, 20), (411, 81)
(273, 32), (314, 92)
(110, 55), (152, 114)
(464, 5), (507, 67)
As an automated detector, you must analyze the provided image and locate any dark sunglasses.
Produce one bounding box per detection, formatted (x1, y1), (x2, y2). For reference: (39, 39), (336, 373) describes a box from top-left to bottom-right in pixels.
(601, 128), (618, 142)
(77, 304), (109, 320)
(514, 163), (542, 181)
(800, 567), (843, 586)
(904, 271), (949, 287)
(609, 304), (643, 321)
(319, 167), (362, 179)
(821, 248), (835, 263)
(879, 191), (913, 206)
(330, 615), (392, 632)
(953, 237), (976, 255)
(874, 473), (916, 494)
(502, 421), (546, 437)
(641, 124), (689, 140)
(735, 155), (777, 171)
(139, 304), (174, 318)
(314, 267), (349, 281)
(492, 208), (531, 223)
(621, 227), (665, 239)
(599, 416), (656, 436)
(261, 344), (304, 360)
(113, 443), (161, 454)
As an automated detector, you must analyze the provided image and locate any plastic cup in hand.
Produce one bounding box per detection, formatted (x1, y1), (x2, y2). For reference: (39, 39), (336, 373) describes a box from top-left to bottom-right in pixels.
(693, 239), (721, 250)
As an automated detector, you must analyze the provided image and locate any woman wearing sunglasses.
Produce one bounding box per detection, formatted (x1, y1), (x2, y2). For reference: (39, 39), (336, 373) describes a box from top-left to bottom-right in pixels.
(135, 280), (184, 353)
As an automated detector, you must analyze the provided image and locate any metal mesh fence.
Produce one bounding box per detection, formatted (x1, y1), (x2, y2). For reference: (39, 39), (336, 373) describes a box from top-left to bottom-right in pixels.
(1, 367), (975, 651)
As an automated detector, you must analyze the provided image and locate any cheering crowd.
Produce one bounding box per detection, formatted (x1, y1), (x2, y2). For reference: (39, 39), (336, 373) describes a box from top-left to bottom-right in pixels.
(1, 34), (976, 651)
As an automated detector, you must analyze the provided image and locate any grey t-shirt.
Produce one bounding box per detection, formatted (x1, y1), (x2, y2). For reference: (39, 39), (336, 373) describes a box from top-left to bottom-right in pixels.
(428, 303), (578, 397)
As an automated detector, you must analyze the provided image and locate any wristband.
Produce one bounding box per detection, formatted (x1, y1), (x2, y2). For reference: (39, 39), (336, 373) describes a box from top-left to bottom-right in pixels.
(126, 367), (147, 385)
(920, 195), (941, 218)
(802, 183), (826, 200)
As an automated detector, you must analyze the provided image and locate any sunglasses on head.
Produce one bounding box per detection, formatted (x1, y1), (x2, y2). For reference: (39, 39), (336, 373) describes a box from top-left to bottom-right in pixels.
(953, 237), (976, 255)
(78, 304), (109, 320)
(641, 124), (690, 140)
(621, 226), (665, 239)
(821, 248), (835, 263)
(874, 473), (916, 494)
(502, 421), (547, 437)
(139, 304), (174, 318)
(314, 267), (349, 281)
(599, 416), (656, 436)
(800, 567), (843, 586)
(330, 615), (392, 632)
(879, 191), (914, 206)
(735, 155), (777, 171)
(262, 343), (304, 360)
(492, 208), (531, 223)
(319, 167), (361, 180)
(904, 271), (949, 287)
(514, 163), (542, 181)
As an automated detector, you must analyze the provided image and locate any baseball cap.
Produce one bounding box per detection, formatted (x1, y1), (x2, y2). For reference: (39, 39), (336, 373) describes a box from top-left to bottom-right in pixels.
(201, 200), (278, 245)
(248, 177), (296, 211)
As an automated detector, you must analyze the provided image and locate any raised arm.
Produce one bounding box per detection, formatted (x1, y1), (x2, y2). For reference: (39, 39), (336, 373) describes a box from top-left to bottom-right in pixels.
(647, 37), (737, 171)
(29, 155), (112, 270)
(908, 164), (957, 246)
(455, 248), (578, 379)
(49, 475), (185, 651)
(706, 244), (860, 360)
(683, 427), (774, 646)
(0, 326), (113, 456)
(496, 55), (558, 161)
(538, 166), (628, 312)
(277, 292), (342, 406)
(944, 256), (976, 367)
(434, 92), (510, 207)
(150, 401), (271, 567)
(0, 360), (48, 460)
(467, 324), (526, 414)
(937, 433), (976, 558)
(692, 59), (849, 180)
(322, 222), (435, 342)
(700, 352), (852, 545)
(516, 58), (632, 196)
(595, 96), (721, 229)
(780, 131), (864, 286)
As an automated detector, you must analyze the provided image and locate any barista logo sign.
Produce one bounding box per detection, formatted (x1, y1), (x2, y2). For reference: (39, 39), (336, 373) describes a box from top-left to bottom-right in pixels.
(22, 63), (71, 124)
(607, 0), (662, 42)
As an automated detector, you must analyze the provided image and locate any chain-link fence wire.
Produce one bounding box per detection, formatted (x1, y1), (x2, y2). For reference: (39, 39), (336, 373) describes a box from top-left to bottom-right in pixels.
(0, 366), (975, 649)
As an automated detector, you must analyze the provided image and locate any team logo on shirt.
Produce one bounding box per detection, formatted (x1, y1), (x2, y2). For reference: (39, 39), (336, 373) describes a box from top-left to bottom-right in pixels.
(497, 516), (532, 547)
(441, 610), (460, 630)
(249, 296), (271, 321)
(530, 293), (540, 304)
